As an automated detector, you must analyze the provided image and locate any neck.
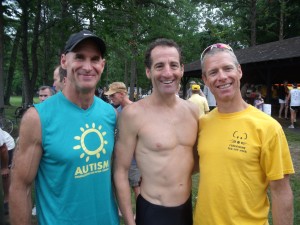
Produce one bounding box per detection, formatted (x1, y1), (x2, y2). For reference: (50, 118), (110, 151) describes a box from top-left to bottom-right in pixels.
(62, 86), (95, 110)
(217, 97), (248, 113)
(149, 92), (178, 107)
(121, 97), (133, 108)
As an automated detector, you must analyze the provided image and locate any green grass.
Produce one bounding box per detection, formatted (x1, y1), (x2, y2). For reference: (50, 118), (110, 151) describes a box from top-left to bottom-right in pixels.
(285, 129), (300, 225)
(3, 96), (39, 137)
(3, 96), (299, 224)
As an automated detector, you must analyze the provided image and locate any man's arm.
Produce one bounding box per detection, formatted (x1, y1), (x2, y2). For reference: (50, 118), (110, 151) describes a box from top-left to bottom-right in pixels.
(9, 108), (43, 225)
(113, 106), (138, 225)
(270, 174), (293, 225)
(285, 92), (291, 105)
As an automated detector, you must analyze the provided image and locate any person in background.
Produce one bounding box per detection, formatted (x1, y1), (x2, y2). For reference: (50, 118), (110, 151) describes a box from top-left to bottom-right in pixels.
(53, 65), (67, 92)
(9, 29), (119, 225)
(253, 92), (264, 111)
(101, 86), (110, 103)
(188, 84), (209, 117)
(240, 82), (249, 102)
(271, 84), (278, 105)
(114, 38), (198, 225)
(186, 80), (204, 99)
(203, 84), (216, 111)
(0, 128), (15, 215)
(193, 43), (294, 225)
(286, 82), (300, 129)
(105, 82), (141, 217)
(38, 85), (54, 102)
(0, 129), (9, 216)
(278, 80), (289, 119)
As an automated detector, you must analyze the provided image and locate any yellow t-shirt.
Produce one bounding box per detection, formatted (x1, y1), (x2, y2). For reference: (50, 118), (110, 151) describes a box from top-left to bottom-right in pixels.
(188, 94), (209, 118)
(193, 105), (294, 225)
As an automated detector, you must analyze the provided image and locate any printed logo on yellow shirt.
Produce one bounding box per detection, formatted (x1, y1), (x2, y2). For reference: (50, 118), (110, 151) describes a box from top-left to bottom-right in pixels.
(73, 123), (110, 178)
(228, 130), (248, 153)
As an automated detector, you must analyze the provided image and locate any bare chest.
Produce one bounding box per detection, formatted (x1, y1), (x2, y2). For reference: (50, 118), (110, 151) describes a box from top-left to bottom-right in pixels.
(137, 112), (197, 152)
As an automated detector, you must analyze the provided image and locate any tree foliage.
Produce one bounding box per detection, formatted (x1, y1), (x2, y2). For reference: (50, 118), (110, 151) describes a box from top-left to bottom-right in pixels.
(0, 0), (299, 105)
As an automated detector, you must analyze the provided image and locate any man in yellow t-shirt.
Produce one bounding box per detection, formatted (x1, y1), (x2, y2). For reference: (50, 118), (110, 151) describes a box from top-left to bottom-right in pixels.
(188, 84), (209, 118)
(193, 43), (295, 225)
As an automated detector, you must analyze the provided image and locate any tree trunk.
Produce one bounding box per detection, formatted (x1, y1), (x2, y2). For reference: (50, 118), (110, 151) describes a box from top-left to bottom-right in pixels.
(250, 0), (257, 46)
(124, 59), (128, 87)
(60, 0), (69, 53)
(4, 27), (21, 105)
(42, 2), (51, 87)
(279, 0), (287, 40)
(129, 58), (137, 101)
(0, 1), (5, 115)
(20, 0), (32, 105)
(31, 0), (41, 86)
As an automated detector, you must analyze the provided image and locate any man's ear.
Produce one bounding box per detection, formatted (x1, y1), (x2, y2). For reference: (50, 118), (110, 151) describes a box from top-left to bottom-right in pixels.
(202, 74), (207, 85)
(237, 64), (243, 79)
(146, 68), (151, 79)
(180, 64), (184, 78)
(101, 59), (106, 70)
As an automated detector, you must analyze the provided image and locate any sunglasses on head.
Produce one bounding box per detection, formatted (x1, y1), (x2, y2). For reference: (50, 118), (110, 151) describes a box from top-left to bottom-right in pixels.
(200, 43), (233, 61)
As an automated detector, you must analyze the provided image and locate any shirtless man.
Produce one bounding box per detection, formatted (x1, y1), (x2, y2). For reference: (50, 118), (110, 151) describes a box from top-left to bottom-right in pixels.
(114, 38), (199, 225)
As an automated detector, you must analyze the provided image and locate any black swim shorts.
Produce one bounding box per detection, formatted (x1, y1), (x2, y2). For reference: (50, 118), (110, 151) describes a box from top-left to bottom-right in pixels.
(135, 194), (192, 225)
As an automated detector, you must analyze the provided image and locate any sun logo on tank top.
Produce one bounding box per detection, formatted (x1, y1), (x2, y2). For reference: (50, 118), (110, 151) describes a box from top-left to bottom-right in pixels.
(73, 123), (108, 162)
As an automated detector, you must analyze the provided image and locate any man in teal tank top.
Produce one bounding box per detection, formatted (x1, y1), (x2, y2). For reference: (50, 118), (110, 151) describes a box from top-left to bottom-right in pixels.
(9, 30), (119, 225)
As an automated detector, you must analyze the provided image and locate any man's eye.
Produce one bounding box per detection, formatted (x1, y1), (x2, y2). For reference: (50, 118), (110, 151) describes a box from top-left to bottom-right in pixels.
(171, 64), (179, 69)
(92, 57), (100, 62)
(208, 71), (217, 77)
(75, 55), (84, 60)
(225, 67), (233, 71)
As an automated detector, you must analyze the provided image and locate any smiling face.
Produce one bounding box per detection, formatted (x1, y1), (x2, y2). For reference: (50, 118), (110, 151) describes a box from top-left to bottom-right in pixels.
(202, 51), (242, 104)
(146, 46), (183, 96)
(61, 39), (105, 94)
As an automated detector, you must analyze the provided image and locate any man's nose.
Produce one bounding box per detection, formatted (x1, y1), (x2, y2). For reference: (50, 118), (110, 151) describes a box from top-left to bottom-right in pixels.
(82, 60), (93, 71)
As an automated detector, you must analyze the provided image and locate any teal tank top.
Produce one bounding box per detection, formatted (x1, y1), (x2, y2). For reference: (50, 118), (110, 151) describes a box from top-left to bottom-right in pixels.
(34, 92), (119, 225)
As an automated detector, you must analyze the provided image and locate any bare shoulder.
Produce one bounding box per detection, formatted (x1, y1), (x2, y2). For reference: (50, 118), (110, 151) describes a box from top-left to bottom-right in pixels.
(21, 106), (40, 128)
(116, 99), (146, 137)
(179, 98), (199, 119)
(19, 107), (42, 145)
(120, 98), (148, 121)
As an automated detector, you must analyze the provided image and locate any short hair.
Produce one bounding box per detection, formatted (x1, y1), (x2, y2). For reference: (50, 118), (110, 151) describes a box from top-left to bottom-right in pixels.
(58, 66), (67, 82)
(201, 48), (239, 77)
(54, 65), (67, 82)
(39, 86), (55, 95)
(144, 38), (183, 69)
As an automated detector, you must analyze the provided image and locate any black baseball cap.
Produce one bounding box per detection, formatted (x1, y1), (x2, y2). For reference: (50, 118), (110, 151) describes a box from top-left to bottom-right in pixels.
(63, 30), (106, 56)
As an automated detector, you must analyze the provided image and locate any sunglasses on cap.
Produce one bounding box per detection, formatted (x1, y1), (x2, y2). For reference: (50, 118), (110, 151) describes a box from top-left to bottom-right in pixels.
(200, 43), (233, 61)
